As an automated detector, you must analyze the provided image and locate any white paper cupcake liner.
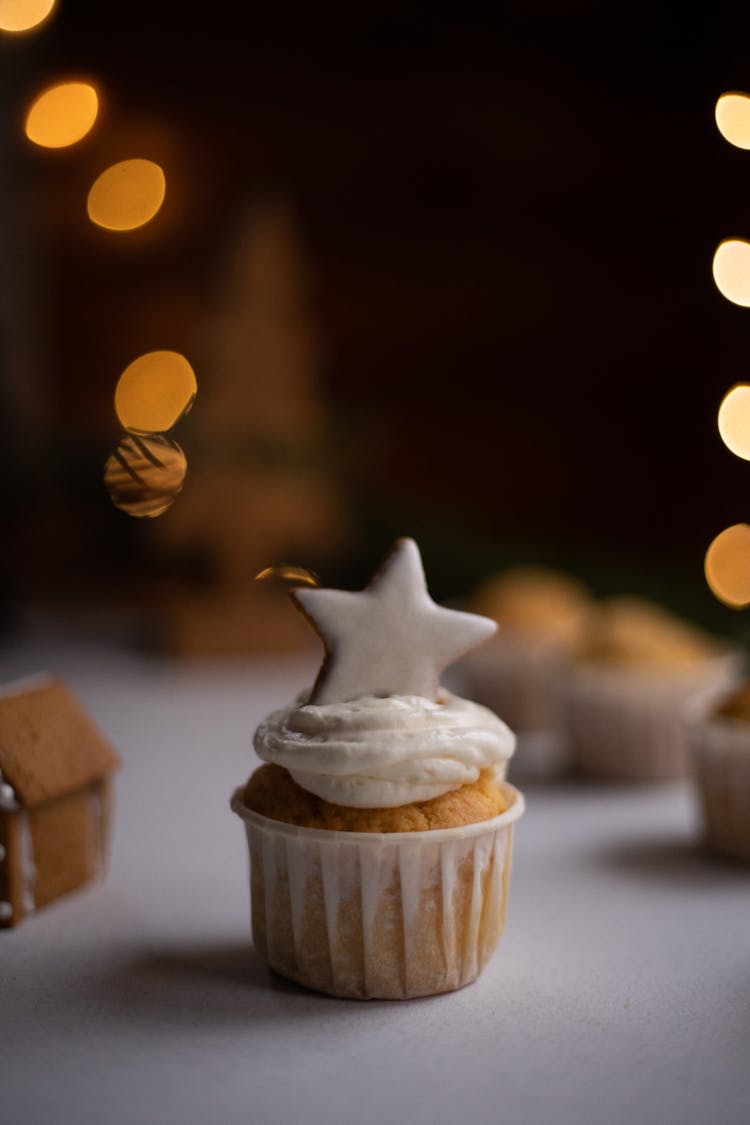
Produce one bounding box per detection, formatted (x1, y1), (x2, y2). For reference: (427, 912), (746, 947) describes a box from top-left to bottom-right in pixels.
(459, 637), (571, 732)
(455, 639), (573, 779)
(231, 783), (525, 1000)
(561, 653), (744, 782)
(688, 718), (750, 862)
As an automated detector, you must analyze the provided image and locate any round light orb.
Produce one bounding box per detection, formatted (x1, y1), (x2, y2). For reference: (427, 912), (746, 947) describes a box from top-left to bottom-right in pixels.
(716, 92), (750, 150)
(104, 433), (186, 518)
(0, 0), (56, 32)
(718, 384), (750, 461)
(705, 524), (750, 608)
(25, 81), (98, 148)
(712, 239), (750, 307)
(115, 350), (196, 434)
(87, 159), (165, 232)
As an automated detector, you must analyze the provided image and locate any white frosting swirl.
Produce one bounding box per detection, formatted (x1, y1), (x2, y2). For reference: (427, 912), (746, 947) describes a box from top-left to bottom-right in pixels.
(253, 689), (515, 808)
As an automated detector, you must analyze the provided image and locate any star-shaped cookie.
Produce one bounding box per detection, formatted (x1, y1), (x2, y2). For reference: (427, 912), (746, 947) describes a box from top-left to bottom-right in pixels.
(291, 537), (497, 704)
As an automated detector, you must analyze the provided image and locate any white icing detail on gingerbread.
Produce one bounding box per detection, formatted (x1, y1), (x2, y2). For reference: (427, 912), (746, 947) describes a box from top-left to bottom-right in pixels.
(254, 688), (515, 807)
(293, 537), (497, 705)
(88, 784), (106, 880)
(17, 811), (36, 917)
(0, 770), (18, 812)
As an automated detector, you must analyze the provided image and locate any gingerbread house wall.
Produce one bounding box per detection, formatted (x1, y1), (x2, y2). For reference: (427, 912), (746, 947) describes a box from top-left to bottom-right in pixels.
(0, 779), (114, 928)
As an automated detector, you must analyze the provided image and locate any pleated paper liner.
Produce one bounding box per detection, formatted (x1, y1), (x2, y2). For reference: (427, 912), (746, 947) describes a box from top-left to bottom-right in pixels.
(456, 638), (574, 779)
(231, 782), (525, 999)
(689, 718), (750, 863)
(561, 652), (744, 782)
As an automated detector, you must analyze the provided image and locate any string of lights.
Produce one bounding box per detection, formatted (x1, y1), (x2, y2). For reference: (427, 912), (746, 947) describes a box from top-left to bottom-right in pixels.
(1, 0), (198, 520)
(706, 92), (750, 607)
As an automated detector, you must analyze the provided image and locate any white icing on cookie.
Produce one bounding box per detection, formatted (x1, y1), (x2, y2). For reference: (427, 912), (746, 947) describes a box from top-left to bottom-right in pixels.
(0, 770), (18, 811)
(254, 689), (515, 808)
(0, 769), (36, 918)
(293, 537), (497, 705)
(88, 784), (106, 880)
(17, 810), (36, 916)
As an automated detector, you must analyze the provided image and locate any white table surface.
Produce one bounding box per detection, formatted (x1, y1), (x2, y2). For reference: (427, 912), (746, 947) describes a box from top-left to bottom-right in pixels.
(1, 627), (749, 1125)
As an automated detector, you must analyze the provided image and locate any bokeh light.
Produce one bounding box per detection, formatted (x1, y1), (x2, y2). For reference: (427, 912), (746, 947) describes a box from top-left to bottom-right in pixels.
(87, 159), (166, 231)
(718, 384), (750, 461)
(256, 565), (320, 587)
(715, 92), (750, 150)
(712, 239), (750, 307)
(25, 81), (99, 149)
(104, 433), (187, 518)
(0, 0), (55, 32)
(705, 524), (750, 608)
(115, 351), (196, 434)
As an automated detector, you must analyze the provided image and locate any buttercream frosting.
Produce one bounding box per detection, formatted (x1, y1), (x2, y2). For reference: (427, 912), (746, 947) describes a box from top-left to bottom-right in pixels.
(253, 689), (515, 808)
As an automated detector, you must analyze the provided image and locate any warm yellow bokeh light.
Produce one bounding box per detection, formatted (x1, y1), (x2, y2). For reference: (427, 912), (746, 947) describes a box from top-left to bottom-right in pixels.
(115, 351), (196, 434)
(712, 239), (750, 307)
(716, 93), (750, 150)
(718, 384), (750, 461)
(104, 433), (187, 518)
(255, 565), (320, 587)
(705, 524), (750, 608)
(0, 0), (55, 32)
(87, 159), (166, 231)
(25, 82), (98, 149)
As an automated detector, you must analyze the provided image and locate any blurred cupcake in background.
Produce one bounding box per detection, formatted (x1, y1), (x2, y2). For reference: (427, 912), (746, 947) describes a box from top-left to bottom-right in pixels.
(688, 681), (750, 862)
(562, 597), (744, 782)
(454, 566), (596, 778)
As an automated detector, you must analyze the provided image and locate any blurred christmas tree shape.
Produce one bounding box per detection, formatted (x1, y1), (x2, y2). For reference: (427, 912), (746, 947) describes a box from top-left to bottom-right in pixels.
(151, 196), (349, 655)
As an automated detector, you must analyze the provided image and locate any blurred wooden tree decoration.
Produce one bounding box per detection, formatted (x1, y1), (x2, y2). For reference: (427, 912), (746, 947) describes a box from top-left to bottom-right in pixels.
(151, 197), (348, 654)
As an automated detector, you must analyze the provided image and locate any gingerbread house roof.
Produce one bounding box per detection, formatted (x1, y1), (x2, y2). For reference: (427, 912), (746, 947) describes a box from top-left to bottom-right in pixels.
(0, 675), (119, 810)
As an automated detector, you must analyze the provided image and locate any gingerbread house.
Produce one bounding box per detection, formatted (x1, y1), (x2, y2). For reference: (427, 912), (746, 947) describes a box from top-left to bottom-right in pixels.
(0, 675), (119, 928)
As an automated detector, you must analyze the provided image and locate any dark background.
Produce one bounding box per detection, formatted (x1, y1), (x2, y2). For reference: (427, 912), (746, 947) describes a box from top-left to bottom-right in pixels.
(2, 2), (750, 643)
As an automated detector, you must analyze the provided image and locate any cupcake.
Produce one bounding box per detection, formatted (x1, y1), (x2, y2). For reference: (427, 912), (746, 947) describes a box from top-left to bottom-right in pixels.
(456, 566), (595, 777)
(562, 596), (743, 782)
(688, 681), (750, 862)
(231, 537), (525, 999)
